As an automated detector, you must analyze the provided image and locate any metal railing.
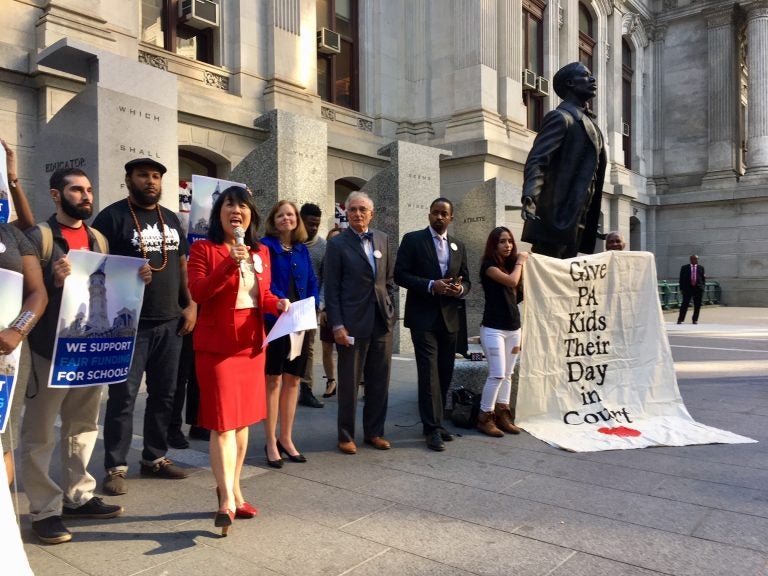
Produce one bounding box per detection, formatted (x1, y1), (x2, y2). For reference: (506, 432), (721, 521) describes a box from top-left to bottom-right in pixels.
(658, 281), (721, 309)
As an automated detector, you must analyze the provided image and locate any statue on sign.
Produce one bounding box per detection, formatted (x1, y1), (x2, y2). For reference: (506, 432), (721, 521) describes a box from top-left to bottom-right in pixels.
(521, 62), (607, 259)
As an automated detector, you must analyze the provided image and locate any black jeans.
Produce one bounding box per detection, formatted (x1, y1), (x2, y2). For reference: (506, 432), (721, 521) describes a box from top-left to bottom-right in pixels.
(170, 332), (200, 431)
(103, 318), (183, 469)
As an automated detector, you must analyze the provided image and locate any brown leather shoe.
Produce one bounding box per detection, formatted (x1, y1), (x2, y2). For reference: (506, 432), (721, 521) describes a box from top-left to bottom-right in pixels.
(364, 436), (391, 450)
(338, 440), (357, 454)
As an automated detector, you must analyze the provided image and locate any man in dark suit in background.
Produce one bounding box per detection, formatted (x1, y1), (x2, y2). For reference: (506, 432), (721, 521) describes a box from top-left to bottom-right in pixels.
(678, 254), (706, 325)
(395, 198), (470, 452)
(521, 62), (606, 259)
(324, 191), (396, 454)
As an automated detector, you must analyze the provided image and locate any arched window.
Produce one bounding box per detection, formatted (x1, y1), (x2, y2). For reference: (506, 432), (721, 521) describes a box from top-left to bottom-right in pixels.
(522, 0), (547, 131)
(317, 0), (359, 111)
(578, 3), (595, 71)
(622, 39), (634, 169)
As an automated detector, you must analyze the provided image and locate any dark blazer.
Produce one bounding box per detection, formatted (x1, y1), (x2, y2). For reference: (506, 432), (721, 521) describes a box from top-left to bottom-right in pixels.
(324, 227), (395, 338)
(188, 239), (280, 355)
(521, 101), (607, 254)
(679, 263), (706, 294)
(394, 227), (470, 333)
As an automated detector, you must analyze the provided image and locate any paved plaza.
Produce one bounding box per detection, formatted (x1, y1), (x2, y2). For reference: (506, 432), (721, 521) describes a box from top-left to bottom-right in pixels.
(11, 307), (768, 576)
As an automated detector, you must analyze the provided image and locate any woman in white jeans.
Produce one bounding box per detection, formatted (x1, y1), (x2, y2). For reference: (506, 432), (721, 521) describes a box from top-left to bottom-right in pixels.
(477, 227), (528, 437)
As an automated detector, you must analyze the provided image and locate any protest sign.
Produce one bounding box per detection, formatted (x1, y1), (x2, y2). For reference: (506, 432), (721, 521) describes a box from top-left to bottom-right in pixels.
(48, 250), (146, 388)
(0, 269), (23, 433)
(0, 145), (10, 223)
(187, 175), (246, 245)
(516, 251), (756, 452)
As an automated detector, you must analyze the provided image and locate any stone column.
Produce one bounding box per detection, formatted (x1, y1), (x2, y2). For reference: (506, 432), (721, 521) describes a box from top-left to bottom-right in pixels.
(746, 0), (768, 177)
(497, 0), (526, 127)
(229, 109), (328, 218)
(445, 0), (505, 141)
(703, 6), (739, 181)
(649, 25), (666, 183)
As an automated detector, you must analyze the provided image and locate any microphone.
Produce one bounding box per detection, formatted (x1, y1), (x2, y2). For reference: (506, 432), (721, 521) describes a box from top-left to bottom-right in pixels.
(233, 226), (247, 276)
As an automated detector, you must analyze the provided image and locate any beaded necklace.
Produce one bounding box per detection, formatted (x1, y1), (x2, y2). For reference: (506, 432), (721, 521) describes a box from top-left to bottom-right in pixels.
(127, 197), (168, 272)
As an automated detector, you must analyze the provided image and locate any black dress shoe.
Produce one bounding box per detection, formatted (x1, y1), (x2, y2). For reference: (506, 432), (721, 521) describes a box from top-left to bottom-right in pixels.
(298, 385), (325, 408)
(438, 429), (455, 442)
(264, 445), (284, 468)
(276, 440), (307, 463)
(426, 431), (446, 452)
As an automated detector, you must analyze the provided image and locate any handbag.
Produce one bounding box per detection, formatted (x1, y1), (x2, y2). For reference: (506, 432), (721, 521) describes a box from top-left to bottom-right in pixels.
(450, 387), (481, 428)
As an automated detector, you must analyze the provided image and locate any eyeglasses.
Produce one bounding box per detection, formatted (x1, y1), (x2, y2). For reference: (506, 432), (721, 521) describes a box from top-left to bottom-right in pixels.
(347, 206), (370, 214)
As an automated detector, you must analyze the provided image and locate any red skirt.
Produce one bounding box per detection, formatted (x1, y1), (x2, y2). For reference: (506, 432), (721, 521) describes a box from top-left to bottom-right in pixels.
(195, 310), (267, 432)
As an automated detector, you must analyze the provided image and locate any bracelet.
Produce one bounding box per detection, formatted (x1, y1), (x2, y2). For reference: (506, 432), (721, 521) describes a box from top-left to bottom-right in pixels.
(9, 178), (18, 189)
(9, 310), (37, 337)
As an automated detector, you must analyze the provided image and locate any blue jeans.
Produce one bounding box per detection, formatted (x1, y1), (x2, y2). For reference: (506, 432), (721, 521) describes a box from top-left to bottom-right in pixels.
(103, 318), (182, 470)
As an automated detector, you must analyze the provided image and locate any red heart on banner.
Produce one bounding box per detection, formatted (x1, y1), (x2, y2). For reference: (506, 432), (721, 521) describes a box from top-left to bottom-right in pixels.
(598, 426), (641, 437)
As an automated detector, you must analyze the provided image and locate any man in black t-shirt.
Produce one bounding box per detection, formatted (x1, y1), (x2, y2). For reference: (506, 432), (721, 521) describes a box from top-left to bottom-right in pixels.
(93, 158), (197, 495)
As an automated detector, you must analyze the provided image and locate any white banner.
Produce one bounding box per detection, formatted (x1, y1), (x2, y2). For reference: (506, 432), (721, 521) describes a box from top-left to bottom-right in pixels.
(516, 251), (756, 452)
(49, 250), (146, 388)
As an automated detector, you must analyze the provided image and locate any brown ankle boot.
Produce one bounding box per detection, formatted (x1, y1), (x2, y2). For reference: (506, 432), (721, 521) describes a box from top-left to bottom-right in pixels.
(477, 411), (504, 437)
(494, 403), (521, 434)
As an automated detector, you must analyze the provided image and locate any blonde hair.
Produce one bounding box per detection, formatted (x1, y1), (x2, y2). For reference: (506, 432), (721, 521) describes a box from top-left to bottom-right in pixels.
(265, 200), (308, 244)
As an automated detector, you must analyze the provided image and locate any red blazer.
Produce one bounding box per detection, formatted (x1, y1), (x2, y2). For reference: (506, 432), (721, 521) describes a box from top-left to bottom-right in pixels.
(188, 239), (280, 355)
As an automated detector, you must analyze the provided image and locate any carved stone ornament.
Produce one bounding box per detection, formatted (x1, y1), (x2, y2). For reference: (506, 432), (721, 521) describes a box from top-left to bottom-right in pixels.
(357, 118), (373, 132)
(138, 51), (168, 71)
(203, 71), (229, 91)
(321, 106), (336, 121)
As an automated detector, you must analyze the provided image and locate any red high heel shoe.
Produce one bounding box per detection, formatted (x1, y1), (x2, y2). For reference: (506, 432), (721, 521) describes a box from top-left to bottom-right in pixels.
(217, 487), (258, 519)
(214, 509), (234, 536)
(235, 501), (258, 519)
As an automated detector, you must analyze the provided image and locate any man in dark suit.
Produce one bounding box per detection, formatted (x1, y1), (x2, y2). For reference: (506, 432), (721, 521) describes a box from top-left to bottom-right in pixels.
(394, 198), (470, 452)
(521, 62), (607, 258)
(324, 191), (396, 454)
(677, 254), (706, 324)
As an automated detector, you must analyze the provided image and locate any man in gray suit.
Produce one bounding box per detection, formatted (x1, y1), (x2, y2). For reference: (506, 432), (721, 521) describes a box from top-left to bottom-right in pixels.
(521, 62), (607, 259)
(324, 191), (396, 454)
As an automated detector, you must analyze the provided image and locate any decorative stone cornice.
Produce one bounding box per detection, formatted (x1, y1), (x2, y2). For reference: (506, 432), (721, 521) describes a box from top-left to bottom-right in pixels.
(744, 0), (768, 20)
(705, 6), (736, 28)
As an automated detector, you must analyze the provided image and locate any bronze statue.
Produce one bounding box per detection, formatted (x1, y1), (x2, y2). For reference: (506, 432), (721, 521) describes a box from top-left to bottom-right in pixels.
(521, 62), (607, 259)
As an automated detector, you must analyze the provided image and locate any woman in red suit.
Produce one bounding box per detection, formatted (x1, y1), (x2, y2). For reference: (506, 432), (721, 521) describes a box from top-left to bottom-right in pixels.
(187, 186), (289, 536)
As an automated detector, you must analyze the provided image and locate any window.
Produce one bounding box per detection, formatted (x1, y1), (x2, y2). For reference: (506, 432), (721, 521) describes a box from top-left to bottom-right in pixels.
(578, 3), (595, 71)
(522, 0), (547, 131)
(622, 39), (633, 169)
(317, 0), (359, 110)
(141, 0), (216, 65)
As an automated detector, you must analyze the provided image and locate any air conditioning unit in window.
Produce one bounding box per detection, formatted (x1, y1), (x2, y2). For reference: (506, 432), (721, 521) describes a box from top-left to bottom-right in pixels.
(179, 0), (219, 30)
(522, 69), (537, 90)
(317, 28), (341, 55)
(536, 76), (550, 96)
(622, 122), (631, 137)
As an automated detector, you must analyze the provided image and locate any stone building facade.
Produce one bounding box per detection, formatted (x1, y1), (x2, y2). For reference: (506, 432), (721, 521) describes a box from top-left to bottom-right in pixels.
(1, 0), (766, 336)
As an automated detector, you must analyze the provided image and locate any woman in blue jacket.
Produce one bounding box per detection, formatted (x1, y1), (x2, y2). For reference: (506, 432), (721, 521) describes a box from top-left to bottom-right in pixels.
(261, 200), (319, 467)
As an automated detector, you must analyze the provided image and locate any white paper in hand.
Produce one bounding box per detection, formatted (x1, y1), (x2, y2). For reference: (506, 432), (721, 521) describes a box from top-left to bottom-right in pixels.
(263, 296), (318, 349)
